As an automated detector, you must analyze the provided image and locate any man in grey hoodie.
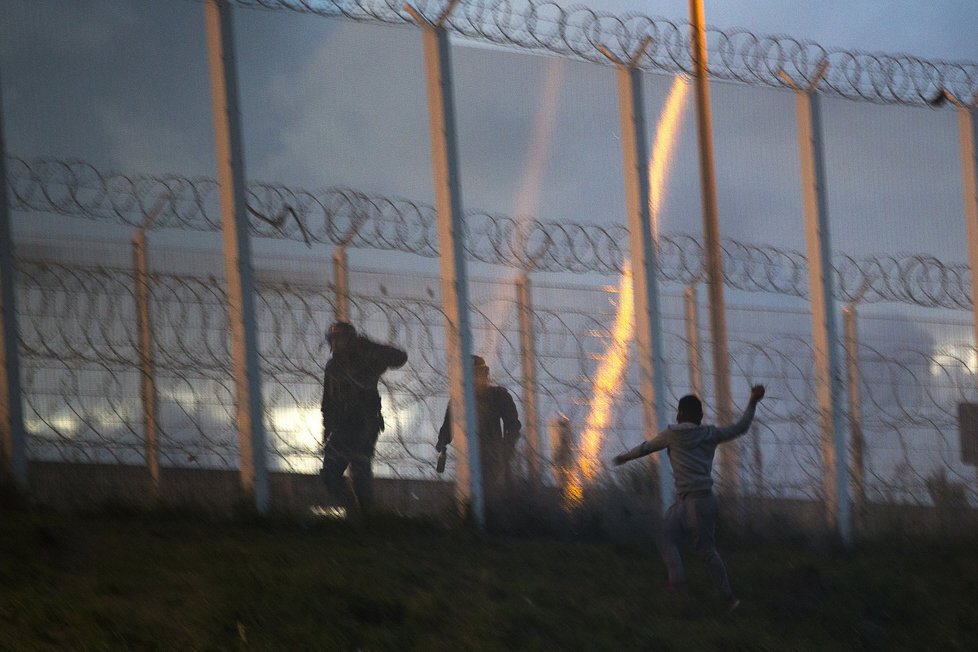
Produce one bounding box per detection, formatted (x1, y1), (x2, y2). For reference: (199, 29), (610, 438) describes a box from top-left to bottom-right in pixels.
(612, 385), (766, 612)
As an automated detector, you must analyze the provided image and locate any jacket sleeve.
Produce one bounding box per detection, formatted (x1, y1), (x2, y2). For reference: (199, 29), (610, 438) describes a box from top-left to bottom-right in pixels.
(436, 404), (452, 452)
(713, 403), (757, 443)
(356, 337), (408, 377)
(636, 430), (671, 457)
(376, 342), (408, 370)
(617, 429), (671, 463)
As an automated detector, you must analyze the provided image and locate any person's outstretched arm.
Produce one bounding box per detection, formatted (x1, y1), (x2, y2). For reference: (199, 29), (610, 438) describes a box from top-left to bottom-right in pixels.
(358, 336), (409, 374)
(714, 385), (765, 443)
(374, 341), (408, 370)
(612, 431), (670, 466)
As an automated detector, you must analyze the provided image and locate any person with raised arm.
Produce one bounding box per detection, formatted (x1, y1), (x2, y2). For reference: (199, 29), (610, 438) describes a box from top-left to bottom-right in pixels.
(613, 385), (766, 612)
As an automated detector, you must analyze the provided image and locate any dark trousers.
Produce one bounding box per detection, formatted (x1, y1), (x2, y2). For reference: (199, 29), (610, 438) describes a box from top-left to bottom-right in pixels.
(660, 491), (733, 598)
(321, 423), (378, 513)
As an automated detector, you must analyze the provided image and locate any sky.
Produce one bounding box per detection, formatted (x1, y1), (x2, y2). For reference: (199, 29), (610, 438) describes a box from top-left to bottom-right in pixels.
(593, 0), (975, 63)
(1, 0), (975, 277)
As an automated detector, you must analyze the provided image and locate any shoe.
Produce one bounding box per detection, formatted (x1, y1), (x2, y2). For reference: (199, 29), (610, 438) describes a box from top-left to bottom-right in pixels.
(726, 597), (741, 614)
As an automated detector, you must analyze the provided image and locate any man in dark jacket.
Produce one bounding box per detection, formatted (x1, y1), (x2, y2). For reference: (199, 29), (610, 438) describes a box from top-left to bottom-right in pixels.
(321, 321), (407, 514)
(436, 356), (522, 503)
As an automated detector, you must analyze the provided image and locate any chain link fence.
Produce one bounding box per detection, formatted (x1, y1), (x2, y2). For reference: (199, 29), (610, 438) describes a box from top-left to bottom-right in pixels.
(3, 0), (977, 536)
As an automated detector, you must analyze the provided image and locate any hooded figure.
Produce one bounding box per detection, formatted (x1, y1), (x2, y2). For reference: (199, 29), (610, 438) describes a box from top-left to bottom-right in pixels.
(436, 356), (522, 495)
(321, 321), (407, 514)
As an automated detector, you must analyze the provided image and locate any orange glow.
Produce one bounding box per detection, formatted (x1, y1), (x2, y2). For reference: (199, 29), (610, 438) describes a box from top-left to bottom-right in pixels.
(565, 268), (634, 506)
(514, 57), (565, 224)
(482, 58), (565, 359)
(565, 76), (689, 508)
(649, 76), (689, 243)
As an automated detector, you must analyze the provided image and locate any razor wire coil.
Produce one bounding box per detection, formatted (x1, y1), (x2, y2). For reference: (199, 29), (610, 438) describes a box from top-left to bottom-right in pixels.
(217, 0), (978, 108)
(8, 155), (973, 310)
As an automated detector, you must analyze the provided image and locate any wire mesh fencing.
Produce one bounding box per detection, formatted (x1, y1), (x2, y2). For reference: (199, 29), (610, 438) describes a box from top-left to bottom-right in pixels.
(2, 0), (978, 537)
(12, 250), (978, 524)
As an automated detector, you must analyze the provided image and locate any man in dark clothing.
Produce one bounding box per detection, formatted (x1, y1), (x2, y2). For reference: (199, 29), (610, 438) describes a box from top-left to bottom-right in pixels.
(613, 385), (766, 612)
(321, 321), (407, 514)
(436, 356), (522, 499)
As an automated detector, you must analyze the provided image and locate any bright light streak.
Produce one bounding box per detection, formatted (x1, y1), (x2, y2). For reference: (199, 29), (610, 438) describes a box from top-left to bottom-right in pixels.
(25, 411), (81, 438)
(159, 385), (198, 410)
(513, 57), (565, 229)
(482, 57), (565, 359)
(648, 77), (689, 243)
(310, 506), (347, 520)
(565, 269), (634, 506)
(50, 412), (81, 435)
(269, 406), (321, 445)
(566, 76), (688, 507)
(930, 344), (978, 377)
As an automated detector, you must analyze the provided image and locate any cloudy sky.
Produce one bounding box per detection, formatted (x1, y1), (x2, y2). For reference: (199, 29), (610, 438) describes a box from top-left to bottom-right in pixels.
(599, 0), (975, 62)
(1, 0), (975, 269)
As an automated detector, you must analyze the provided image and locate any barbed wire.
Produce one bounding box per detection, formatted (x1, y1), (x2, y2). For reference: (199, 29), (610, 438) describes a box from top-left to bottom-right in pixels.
(219, 0), (978, 107)
(8, 155), (973, 309)
(15, 258), (977, 503)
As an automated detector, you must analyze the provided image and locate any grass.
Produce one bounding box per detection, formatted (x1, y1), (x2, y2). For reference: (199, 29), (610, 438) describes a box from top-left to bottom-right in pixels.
(2, 506), (977, 651)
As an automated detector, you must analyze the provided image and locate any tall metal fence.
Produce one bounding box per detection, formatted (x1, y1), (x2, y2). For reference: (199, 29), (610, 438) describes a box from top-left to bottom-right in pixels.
(2, 0), (977, 538)
(8, 154), (978, 520)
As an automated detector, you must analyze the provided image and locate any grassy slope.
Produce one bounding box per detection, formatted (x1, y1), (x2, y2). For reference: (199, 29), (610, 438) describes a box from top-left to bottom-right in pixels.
(1, 509), (977, 651)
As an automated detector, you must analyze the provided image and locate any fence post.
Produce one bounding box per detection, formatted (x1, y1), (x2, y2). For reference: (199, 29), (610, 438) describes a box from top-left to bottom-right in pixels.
(947, 94), (978, 494)
(598, 41), (674, 511)
(204, 0), (269, 513)
(516, 273), (541, 484)
(132, 201), (166, 500)
(783, 64), (851, 544)
(684, 282), (703, 398)
(404, 1), (484, 528)
(549, 414), (573, 497)
(843, 302), (865, 532)
(0, 69), (28, 494)
(954, 101), (978, 388)
(688, 0), (736, 495)
(332, 247), (350, 322)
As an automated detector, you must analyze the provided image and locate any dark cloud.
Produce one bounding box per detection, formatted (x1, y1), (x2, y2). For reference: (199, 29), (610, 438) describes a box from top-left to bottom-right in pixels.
(2, 0), (215, 173)
(2, 0), (971, 265)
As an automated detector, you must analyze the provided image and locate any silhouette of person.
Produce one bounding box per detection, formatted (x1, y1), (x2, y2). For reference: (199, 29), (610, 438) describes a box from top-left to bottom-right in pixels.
(613, 385), (766, 612)
(436, 356), (522, 501)
(320, 321), (407, 515)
